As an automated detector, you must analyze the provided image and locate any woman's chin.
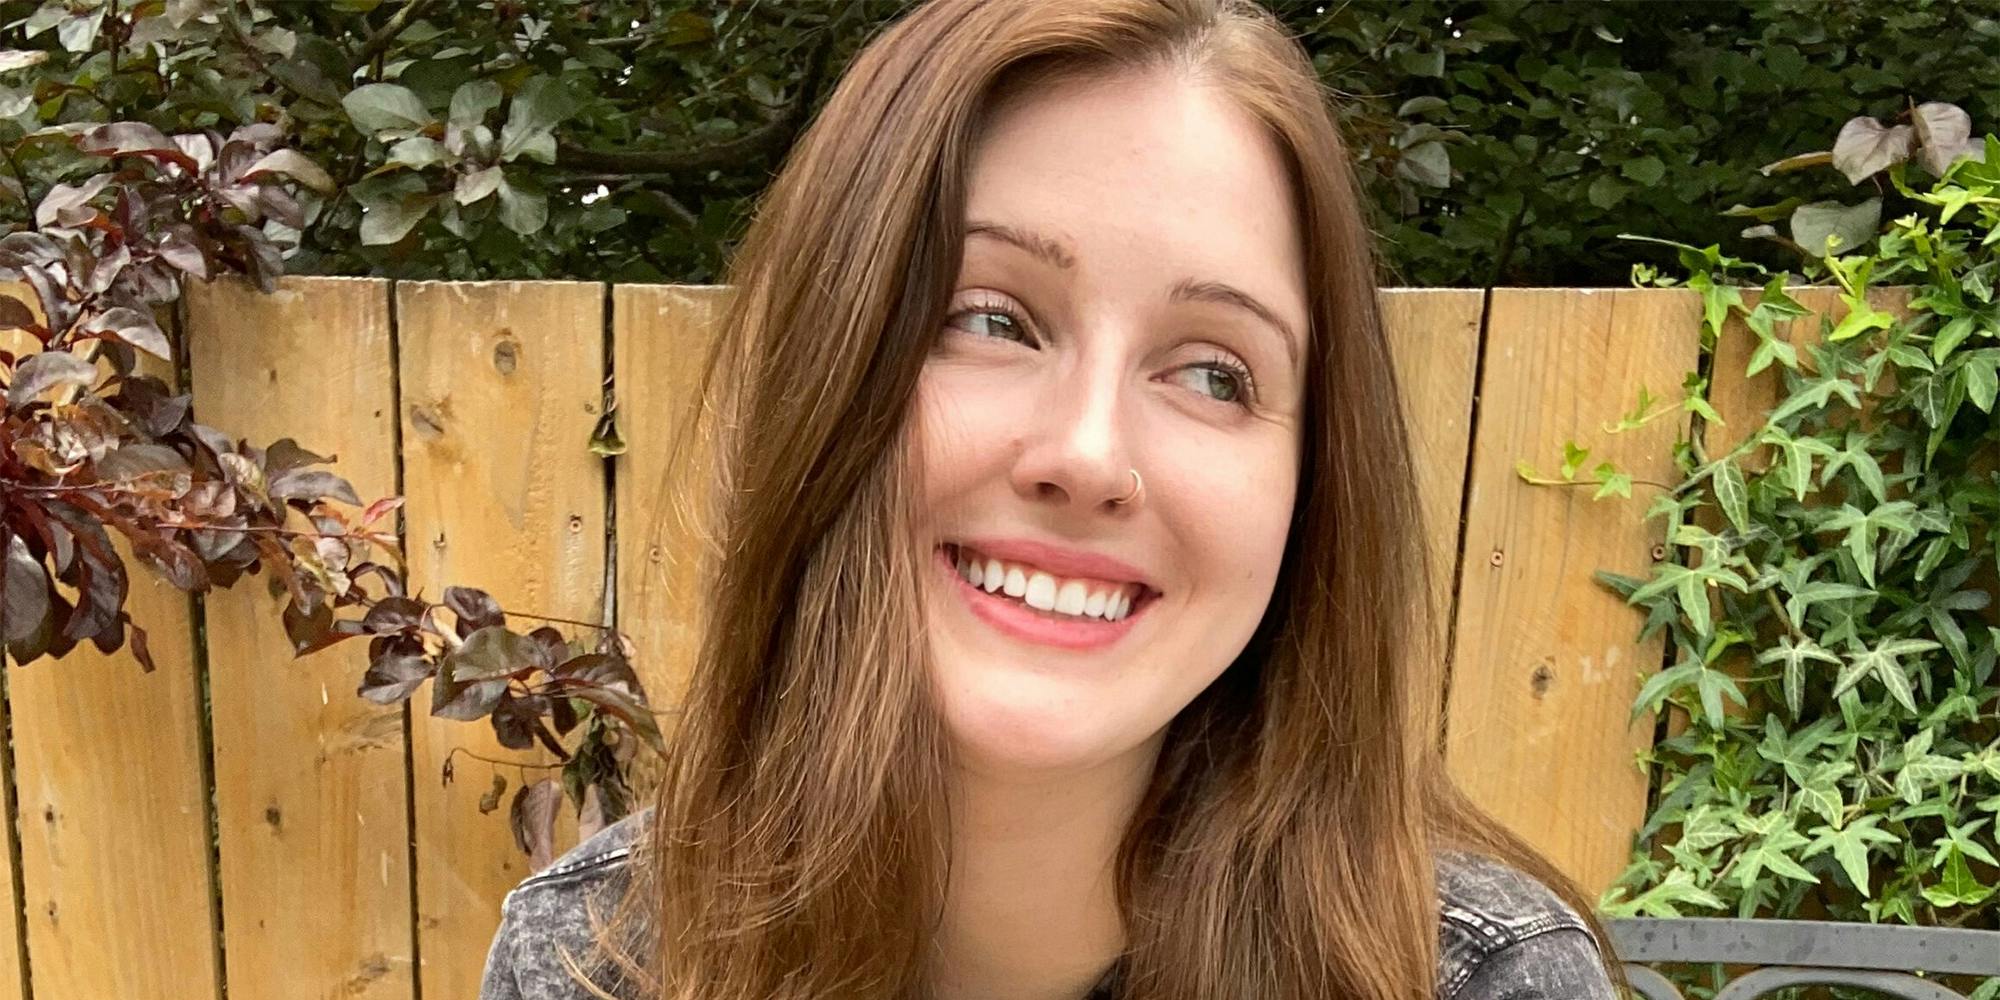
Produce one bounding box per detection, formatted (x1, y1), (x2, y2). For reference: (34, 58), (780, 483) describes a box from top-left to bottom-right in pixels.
(939, 695), (1110, 776)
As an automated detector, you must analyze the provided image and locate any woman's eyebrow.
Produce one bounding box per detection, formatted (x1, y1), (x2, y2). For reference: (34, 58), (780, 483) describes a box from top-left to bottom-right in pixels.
(1168, 277), (1300, 369)
(965, 219), (1300, 368)
(966, 220), (1076, 270)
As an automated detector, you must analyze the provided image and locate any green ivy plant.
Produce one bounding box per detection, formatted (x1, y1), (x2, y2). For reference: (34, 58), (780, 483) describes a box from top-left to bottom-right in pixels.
(1525, 101), (1999, 990)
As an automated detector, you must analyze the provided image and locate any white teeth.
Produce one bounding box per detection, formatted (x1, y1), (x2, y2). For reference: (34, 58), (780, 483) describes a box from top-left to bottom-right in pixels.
(1024, 572), (1057, 611)
(1084, 590), (1108, 617)
(1055, 580), (1087, 615)
(952, 546), (1146, 623)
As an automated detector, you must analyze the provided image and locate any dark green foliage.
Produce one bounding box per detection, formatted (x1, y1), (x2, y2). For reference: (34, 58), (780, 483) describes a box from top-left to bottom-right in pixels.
(8, 1), (2000, 286)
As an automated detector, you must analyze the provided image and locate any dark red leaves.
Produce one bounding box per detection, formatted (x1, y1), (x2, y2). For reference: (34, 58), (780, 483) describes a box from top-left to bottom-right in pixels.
(0, 115), (656, 860)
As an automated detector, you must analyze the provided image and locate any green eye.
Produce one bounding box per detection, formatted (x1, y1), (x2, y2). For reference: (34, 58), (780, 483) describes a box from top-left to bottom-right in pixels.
(947, 302), (1033, 344)
(1177, 356), (1254, 407)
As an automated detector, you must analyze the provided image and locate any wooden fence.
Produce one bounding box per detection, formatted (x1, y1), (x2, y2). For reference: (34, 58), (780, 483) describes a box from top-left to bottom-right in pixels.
(0, 278), (1885, 1000)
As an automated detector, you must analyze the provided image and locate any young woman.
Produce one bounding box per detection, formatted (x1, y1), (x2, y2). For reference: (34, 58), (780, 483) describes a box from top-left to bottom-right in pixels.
(481, 1), (1623, 997)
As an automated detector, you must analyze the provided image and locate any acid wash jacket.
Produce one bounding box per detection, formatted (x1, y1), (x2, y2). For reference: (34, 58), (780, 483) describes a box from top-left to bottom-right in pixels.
(480, 809), (1619, 1000)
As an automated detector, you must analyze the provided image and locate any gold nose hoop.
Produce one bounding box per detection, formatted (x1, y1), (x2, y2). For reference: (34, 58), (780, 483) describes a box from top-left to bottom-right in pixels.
(1113, 468), (1142, 505)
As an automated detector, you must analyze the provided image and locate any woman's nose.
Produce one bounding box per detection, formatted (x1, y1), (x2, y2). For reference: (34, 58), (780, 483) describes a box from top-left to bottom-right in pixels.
(1007, 359), (1134, 510)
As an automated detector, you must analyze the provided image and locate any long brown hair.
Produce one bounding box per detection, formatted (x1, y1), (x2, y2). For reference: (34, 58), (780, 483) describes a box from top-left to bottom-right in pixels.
(595, 1), (1620, 997)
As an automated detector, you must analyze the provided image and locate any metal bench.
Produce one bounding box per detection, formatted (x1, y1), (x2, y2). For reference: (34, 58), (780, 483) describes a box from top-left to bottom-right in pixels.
(1606, 918), (2000, 1000)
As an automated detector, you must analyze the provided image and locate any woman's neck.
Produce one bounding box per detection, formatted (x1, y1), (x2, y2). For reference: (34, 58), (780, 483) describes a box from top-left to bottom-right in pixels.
(930, 736), (1163, 1000)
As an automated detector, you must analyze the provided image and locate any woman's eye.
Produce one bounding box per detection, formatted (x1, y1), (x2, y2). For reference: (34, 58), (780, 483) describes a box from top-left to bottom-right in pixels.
(1175, 358), (1255, 407)
(946, 306), (1032, 344)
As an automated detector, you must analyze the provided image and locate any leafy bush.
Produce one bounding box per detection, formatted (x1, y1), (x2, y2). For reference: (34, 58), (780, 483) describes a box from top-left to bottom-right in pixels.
(0, 117), (658, 858)
(9, 1), (2000, 286)
(1541, 104), (2000, 945)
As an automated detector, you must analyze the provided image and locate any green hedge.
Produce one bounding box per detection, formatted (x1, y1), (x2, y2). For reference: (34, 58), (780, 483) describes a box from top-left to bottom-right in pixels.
(5, 0), (2000, 286)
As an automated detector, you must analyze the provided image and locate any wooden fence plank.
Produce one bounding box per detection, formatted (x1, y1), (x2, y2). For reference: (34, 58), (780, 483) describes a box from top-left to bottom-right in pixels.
(0, 286), (41, 1000)
(1380, 288), (1485, 744)
(612, 285), (731, 719)
(7, 332), (219, 998)
(1445, 287), (1701, 893)
(397, 281), (606, 998)
(187, 275), (414, 1000)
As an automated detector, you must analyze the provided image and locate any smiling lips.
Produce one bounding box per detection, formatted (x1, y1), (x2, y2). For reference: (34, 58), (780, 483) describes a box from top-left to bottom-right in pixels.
(937, 542), (1156, 651)
(950, 543), (1145, 621)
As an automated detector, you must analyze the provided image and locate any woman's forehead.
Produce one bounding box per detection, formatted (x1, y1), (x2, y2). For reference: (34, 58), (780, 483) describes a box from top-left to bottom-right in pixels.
(962, 68), (1310, 336)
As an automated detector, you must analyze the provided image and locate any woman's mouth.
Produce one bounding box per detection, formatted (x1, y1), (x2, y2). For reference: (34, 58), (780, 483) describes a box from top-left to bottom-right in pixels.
(935, 543), (1158, 650)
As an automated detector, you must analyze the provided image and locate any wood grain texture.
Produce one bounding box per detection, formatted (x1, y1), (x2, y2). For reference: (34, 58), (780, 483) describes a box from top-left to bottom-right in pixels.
(1379, 288), (1484, 747)
(396, 281), (606, 998)
(0, 287), (40, 1000)
(1444, 287), (1701, 894)
(611, 285), (731, 719)
(6, 307), (220, 999)
(187, 276), (415, 1000)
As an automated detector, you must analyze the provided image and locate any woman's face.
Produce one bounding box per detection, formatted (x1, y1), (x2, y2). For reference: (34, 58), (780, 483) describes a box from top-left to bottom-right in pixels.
(913, 66), (1308, 777)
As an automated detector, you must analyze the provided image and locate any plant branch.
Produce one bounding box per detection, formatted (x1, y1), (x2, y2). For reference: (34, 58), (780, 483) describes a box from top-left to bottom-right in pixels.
(1763, 588), (1810, 644)
(352, 0), (436, 64)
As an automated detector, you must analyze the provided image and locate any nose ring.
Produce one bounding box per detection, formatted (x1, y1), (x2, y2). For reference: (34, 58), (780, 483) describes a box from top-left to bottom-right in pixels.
(1112, 468), (1142, 506)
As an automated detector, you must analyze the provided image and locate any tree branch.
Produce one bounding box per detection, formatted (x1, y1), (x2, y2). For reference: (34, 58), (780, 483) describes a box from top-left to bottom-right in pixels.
(353, 0), (438, 65)
(551, 3), (855, 177)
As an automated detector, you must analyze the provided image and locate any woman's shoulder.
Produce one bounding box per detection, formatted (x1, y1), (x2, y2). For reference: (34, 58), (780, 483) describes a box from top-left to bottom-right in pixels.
(1432, 849), (1618, 1000)
(478, 807), (654, 1000)
(481, 814), (1613, 1000)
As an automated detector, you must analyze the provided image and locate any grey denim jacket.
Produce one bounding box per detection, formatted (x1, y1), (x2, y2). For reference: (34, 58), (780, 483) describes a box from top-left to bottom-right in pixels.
(481, 809), (1619, 999)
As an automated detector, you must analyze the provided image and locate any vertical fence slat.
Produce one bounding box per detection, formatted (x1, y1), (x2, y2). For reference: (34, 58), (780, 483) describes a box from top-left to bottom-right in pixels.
(612, 285), (731, 717)
(1380, 289), (1486, 744)
(0, 288), (39, 1000)
(1444, 287), (1700, 893)
(397, 281), (606, 999)
(7, 335), (219, 998)
(188, 276), (415, 1000)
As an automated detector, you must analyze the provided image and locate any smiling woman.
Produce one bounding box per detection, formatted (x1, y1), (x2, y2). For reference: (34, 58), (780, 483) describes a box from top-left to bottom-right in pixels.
(478, 1), (1621, 999)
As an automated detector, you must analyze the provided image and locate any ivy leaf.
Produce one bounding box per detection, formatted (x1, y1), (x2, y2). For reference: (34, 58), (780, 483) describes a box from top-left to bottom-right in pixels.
(1930, 314), (1978, 362)
(1835, 636), (1936, 714)
(1756, 634), (1843, 716)
(1793, 761), (1851, 828)
(1962, 349), (2000, 411)
(1920, 847), (1995, 907)
(1803, 816), (1899, 896)
(1818, 501), (1916, 587)
(1632, 660), (1698, 723)
(1894, 747), (1963, 805)
(1818, 430), (1885, 504)
(1712, 460), (1750, 532)
(1600, 868), (1725, 918)
(1731, 817), (1817, 889)
(1560, 440), (1590, 479)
